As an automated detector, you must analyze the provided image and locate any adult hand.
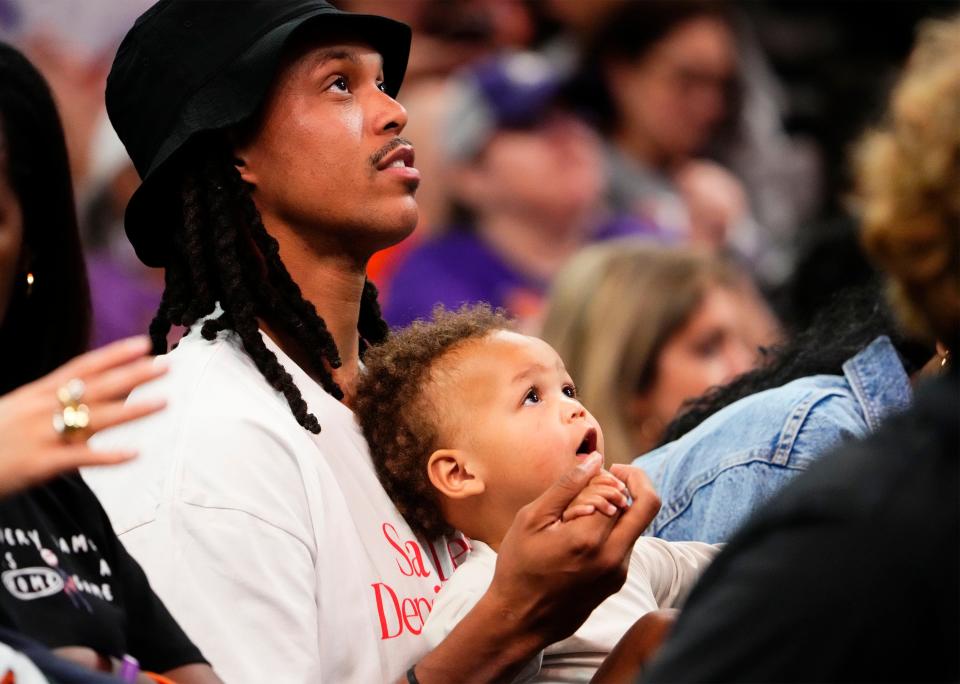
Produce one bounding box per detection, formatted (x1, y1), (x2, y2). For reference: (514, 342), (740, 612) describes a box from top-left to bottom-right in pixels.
(0, 336), (166, 497)
(408, 453), (660, 684)
(561, 468), (631, 521)
(489, 453), (660, 646)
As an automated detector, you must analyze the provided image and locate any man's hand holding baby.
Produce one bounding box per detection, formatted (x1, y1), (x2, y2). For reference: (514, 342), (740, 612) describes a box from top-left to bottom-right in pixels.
(562, 459), (632, 521)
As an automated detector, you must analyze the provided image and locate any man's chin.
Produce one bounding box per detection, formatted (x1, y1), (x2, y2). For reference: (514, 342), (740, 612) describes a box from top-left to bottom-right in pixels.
(367, 213), (419, 253)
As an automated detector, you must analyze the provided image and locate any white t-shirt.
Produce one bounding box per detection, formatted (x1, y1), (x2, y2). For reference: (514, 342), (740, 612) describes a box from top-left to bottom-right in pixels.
(84, 326), (468, 684)
(424, 538), (717, 683)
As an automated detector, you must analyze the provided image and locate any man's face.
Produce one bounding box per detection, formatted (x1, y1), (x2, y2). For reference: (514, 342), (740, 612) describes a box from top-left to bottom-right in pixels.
(436, 331), (604, 521)
(235, 38), (419, 257)
(469, 113), (604, 225)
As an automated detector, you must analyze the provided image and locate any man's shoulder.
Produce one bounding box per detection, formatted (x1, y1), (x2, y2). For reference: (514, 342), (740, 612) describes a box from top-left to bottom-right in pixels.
(84, 330), (348, 534)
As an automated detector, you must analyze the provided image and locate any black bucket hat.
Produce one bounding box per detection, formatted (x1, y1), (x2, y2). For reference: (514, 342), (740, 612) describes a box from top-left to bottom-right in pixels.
(107, 0), (411, 268)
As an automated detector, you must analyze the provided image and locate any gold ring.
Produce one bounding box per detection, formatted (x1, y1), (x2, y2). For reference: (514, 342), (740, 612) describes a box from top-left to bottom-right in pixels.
(53, 379), (90, 441)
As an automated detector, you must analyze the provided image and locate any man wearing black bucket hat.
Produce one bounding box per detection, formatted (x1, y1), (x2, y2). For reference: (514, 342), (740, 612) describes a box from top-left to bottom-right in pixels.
(85, 2), (660, 682)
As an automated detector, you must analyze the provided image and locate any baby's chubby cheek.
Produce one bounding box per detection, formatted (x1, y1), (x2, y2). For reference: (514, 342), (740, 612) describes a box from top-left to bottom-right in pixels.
(528, 442), (578, 483)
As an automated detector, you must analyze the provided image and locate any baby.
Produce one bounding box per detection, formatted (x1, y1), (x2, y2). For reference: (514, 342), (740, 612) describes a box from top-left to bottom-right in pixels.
(355, 305), (717, 682)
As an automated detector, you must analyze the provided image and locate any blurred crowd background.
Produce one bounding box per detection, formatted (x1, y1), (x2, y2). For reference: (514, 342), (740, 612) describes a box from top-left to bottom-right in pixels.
(1, 0), (954, 443)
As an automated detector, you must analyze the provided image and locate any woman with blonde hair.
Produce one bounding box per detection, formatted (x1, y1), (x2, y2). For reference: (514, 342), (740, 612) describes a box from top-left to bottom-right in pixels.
(541, 240), (770, 463)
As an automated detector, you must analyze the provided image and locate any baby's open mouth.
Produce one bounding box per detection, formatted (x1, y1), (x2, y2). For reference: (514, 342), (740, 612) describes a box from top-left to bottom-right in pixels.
(576, 428), (598, 456)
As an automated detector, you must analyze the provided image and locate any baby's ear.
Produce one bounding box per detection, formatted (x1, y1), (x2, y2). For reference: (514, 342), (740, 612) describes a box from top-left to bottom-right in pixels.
(428, 449), (485, 500)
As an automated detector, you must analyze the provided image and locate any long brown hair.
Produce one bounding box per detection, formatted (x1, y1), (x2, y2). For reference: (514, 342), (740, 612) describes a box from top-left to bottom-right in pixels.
(541, 239), (737, 465)
(0, 42), (90, 395)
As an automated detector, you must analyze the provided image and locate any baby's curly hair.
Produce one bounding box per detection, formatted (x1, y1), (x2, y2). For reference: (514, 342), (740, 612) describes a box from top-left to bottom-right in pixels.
(355, 304), (512, 541)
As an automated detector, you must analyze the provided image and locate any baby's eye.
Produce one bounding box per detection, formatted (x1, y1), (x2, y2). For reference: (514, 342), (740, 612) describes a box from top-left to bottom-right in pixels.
(328, 76), (349, 93)
(562, 384), (577, 398)
(522, 388), (541, 406)
(376, 80), (386, 93)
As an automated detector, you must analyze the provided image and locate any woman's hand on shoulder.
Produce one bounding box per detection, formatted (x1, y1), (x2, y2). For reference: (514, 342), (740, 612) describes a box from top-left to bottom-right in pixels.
(0, 335), (167, 497)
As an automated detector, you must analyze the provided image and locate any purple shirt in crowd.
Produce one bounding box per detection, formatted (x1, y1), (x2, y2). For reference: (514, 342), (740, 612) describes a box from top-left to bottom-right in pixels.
(384, 215), (658, 328)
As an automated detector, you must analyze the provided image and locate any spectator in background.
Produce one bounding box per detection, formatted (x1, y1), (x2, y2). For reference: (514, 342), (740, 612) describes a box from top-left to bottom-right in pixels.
(540, 240), (773, 465)
(637, 284), (933, 544)
(643, 15), (959, 681)
(580, 1), (751, 247)
(384, 51), (654, 330)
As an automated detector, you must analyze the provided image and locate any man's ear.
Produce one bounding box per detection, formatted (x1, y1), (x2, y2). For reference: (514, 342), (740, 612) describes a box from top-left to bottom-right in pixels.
(232, 151), (257, 186)
(226, 127), (258, 187)
(427, 449), (485, 500)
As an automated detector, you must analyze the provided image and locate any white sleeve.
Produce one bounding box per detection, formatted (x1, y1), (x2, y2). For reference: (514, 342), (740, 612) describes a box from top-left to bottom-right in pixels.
(422, 583), (483, 650)
(123, 505), (320, 684)
(94, 416), (324, 684)
(631, 538), (720, 609)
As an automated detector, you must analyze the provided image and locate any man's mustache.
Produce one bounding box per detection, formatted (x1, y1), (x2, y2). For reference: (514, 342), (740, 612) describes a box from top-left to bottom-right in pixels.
(370, 137), (414, 167)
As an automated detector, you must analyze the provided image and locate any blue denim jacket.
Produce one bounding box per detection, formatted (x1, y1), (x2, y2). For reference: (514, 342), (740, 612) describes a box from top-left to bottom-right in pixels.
(634, 336), (912, 543)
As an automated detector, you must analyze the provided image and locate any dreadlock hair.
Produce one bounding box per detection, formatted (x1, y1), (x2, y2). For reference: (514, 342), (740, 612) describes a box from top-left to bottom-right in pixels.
(149, 138), (390, 433)
(355, 304), (512, 541)
(659, 281), (934, 445)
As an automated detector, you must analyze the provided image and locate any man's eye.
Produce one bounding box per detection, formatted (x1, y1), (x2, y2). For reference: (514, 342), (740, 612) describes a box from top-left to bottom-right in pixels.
(562, 384), (577, 398)
(522, 388), (541, 406)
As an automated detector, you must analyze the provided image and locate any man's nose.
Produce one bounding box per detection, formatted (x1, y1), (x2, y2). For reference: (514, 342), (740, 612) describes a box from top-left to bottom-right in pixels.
(377, 91), (408, 135)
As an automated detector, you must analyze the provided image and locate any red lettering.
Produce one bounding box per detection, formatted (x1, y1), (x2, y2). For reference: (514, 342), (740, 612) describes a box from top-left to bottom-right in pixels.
(372, 583), (403, 639)
(416, 596), (433, 623)
(382, 523), (415, 576)
(372, 583), (438, 640)
(425, 538), (449, 582)
(401, 597), (424, 635)
(405, 540), (430, 578)
(448, 537), (470, 569)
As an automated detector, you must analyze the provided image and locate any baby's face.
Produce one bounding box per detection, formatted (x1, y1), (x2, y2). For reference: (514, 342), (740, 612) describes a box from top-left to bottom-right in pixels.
(437, 330), (604, 516)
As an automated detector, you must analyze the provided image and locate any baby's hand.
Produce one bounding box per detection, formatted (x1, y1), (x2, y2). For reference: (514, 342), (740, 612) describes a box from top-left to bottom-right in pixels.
(561, 458), (631, 522)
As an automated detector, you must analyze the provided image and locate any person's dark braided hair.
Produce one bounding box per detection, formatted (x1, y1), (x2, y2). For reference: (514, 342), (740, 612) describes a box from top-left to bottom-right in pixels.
(149, 139), (389, 433)
(659, 281), (934, 445)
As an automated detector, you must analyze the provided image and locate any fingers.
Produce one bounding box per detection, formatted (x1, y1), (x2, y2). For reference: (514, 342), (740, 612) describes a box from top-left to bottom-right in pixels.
(47, 446), (137, 475)
(28, 447), (137, 487)
(50, 336), (153, 386)
(85, 398), (167, 435)
(522, 452), (603, 527)
(609, 464), (657, 511)
(606, 465), (661, 552)
(563, 491), (620, 520)
(561, 471), (630, 522)
(83, 357), (167, 403)
(589, 470), (626, 489)
(561, 504), (596, 522)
